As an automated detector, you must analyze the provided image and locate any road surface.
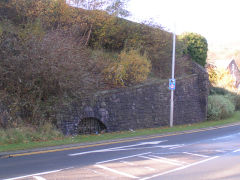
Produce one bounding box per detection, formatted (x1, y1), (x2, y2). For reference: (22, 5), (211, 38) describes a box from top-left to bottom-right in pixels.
(1, 123), (240, 180)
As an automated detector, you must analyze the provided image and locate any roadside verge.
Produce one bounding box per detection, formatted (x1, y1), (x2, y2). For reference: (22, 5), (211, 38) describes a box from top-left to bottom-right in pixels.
(1, 119), (240, 159)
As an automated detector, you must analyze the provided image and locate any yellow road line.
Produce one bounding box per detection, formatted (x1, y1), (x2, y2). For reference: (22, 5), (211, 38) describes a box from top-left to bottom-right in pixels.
(2, 123), (240, 158)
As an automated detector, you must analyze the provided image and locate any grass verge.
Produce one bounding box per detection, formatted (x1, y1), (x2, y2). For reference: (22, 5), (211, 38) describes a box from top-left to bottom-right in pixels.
(1, 111), (240, 153)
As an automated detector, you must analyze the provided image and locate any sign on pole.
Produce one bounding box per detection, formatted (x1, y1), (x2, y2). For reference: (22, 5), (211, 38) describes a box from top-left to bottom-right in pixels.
(170, 24), (176, 128)
(169, 79), (176, 90)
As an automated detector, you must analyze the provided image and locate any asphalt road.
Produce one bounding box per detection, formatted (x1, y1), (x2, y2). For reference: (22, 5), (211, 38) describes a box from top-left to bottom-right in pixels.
(1, 123), (240, 180)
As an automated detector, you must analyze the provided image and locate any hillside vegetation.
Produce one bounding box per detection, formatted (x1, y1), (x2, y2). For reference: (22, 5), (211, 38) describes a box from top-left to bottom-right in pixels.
(0, 0), (206, 133)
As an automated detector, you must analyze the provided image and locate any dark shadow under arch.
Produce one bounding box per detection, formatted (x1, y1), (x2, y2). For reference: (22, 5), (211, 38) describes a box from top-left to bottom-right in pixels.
(78, 117), (107, 135)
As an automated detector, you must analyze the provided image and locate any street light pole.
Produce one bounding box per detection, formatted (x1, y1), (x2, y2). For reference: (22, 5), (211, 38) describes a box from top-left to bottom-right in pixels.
(170, 27), (176, 127)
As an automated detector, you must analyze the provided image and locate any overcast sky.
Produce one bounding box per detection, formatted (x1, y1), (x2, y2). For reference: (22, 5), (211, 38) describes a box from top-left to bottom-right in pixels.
(127, 0), (240, 46)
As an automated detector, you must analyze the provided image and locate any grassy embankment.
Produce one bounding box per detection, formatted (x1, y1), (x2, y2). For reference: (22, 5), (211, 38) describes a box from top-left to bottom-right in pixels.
(1, 111), (240, 153)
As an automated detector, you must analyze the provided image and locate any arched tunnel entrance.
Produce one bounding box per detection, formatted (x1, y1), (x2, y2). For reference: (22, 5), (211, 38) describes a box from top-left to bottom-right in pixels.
(78, 117), (107, 135)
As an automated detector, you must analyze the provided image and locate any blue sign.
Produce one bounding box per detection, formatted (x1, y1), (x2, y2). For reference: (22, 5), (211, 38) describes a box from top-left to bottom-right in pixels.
(169, 79), (176, 90)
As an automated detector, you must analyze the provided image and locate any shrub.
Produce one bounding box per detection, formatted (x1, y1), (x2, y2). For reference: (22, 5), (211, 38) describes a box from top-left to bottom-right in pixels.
(234, 95), (240, 110)
(90, 18), (185, 78)
(180, 32), (208, 66)
(207, 67), (235, 91)
(207, 95), (235, 121)
(209, 86), (240, 111)
(104, 50), (151, 86)
(210, 87), (230, 95)
(223, 92), (240, 111)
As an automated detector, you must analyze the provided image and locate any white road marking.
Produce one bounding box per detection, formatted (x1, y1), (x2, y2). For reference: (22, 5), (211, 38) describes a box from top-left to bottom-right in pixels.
(96, 152), (151, 164)
(149, 155), (188, 165)
(169, 144), (185, 149)
(135, 141), (168, 146)
(120, 161), (135, 166)
(211, 135), (236, 141)
(233, 148), (240, 153)
(139, 156), (182, 166)
(183, 152), (210, 158)
(87, 168), (105, 175)
(155, 145), (181, 149)
(95, 164), (139, 179)
(144, 167), (156, 171)
(33, 176), (46, 180)
(4, 169), (63, 180)
(69, 148), (123, 156)
(139, 156), (219, 180)
(68, 141), (167, 156)
(155, 152), (183, 155)
(215, 150), (226, 153)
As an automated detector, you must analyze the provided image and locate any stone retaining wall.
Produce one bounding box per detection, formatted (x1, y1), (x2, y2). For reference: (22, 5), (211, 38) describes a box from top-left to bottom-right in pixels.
(59, 62), (209, 135)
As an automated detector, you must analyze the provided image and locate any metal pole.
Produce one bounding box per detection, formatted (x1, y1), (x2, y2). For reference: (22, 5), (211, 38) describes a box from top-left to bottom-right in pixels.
(170, 28), (176, 127)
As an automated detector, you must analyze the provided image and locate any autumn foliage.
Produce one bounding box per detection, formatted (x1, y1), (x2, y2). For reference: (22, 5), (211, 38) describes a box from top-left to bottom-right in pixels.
(104, 50), (151, 86)
(207, 67), (235, 91)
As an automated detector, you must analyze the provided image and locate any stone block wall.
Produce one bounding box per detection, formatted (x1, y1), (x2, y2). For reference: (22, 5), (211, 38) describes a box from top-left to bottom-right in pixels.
(59, 62), (209, 135)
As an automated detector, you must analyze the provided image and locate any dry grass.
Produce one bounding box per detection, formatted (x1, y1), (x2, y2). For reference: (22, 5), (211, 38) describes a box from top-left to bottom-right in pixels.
(0, 123), (63, 145)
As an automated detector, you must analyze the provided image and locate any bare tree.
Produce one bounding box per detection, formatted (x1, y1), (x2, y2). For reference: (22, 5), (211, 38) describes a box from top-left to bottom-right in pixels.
(71, 0), (130, 17)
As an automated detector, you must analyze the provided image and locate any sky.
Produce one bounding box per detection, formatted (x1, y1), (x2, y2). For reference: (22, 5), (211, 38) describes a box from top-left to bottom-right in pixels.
(126, 0), (240, 47)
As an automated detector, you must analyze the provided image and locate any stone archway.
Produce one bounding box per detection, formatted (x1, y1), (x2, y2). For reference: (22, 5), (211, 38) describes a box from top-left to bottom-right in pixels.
(78, 117), (107, 135)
